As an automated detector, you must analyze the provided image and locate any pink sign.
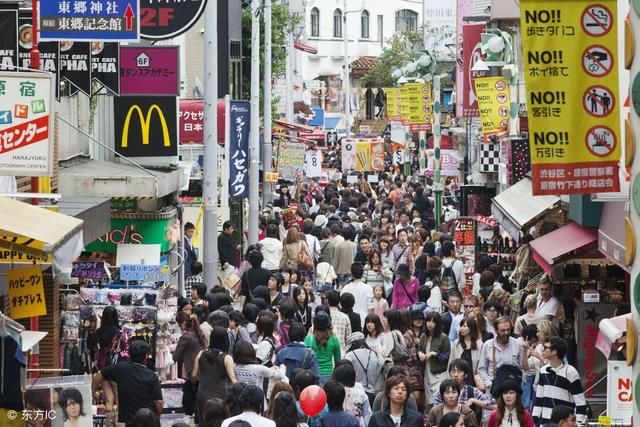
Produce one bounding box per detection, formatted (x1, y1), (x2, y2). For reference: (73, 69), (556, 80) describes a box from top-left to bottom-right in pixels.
(120, 46), (179, 96)
(456, 0), (474, 117)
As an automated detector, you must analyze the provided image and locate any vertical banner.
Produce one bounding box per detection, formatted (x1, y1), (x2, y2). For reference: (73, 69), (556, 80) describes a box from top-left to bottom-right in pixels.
(370, 140), (385, 171)
(342, 138), (356, 170)
(521, 0), (620, 195)
(399, 84), (411, 126)
(423, 0), (456, 61)
(453, 217), (476, 286)
(0, 4), (18, 71)
(355, 141), (370, 172)
(229, 100), (250, 198)
(456, 0), (474, 116)
(385, 87), (401, 122)
(462, 23), (486, 117)
(606, 361), (632, 424)
(474, 77), (510, 140)
(91, 42), (120, 95)
(59, 41), (92, 97)
(408, 82), (433, 131)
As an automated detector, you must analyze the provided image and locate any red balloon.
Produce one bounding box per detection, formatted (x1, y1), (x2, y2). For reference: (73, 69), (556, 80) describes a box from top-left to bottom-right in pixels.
(299, 385), (327, 417)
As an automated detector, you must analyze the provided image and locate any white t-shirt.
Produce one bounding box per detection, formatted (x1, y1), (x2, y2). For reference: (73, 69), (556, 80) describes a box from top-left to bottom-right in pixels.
(536, 295), (559, 323)
(341, 280), (374, 328)
(221, 412), (276, 427)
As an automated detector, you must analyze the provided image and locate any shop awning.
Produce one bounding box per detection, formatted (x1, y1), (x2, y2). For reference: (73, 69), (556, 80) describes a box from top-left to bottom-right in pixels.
(596, 313), (630, 357)
(294, 41), (318, 54)
(0, 197), (84, 266)
(491, 177), (560, 242)
(59, 160), (185, 199)
(598, 201), (630, 272)
(58, 197), (111, 246)
(530, 222), (599, 275)
(273, 119), (315, 133)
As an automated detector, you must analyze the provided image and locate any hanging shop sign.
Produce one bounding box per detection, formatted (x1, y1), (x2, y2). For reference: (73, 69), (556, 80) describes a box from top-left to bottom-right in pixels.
(462, 23), (485, 117)
(385, 87), (401, 122)
(40, 0), (139, 42)
(59, 41), (92, 97)
(85, 217), (176, 253)
(140, 0), (207, 40)
(342, 138), (356, 171)
(453, 217), (476, 277)
(71, 261), (107, 280)
(0, 4), (18, 71)
(354, 139), (386, 172)
(521, 0), (621, 195)
(606, 361), (632, 424)
(114, 95), (178, 157)
(229, 100), (250, 198)
(180, 100), (204, 144)
(399, 84), (411, 126)
(278, 141), (306, 180)
(456, 0), (474, 117)
(474, 77), (510, 141)
(120, 264), (170, 282)
(427, 149), (459, 177)
(407, 82), (433, 132)
(8, 266), (46, 320)
(91, 42), (120, 95)
(304, 150), (322, 177)
(424, 0), (456, 61)
(0, 71), (54, 176)
(119, 46), (179, 96)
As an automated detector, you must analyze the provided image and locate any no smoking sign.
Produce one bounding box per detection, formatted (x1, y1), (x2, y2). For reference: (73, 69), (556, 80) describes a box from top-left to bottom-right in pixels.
(581, 4), (613, 37)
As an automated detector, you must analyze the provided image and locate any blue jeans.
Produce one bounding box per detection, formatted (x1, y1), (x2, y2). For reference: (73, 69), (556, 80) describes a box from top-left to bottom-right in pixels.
(522, 375), (535, 410)
(318, 375), (332, 387)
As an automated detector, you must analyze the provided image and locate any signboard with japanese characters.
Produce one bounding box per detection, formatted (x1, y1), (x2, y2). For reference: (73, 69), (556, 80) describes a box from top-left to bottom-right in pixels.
(179, 100), (204, 144)
(0, 72), (54, 176)
(229, 100), (250, 198)
(521, 0), (621, 195)
(278, 141), (306, 180)
(113, 95), (178, 157)
(8, 266), (46, 320)
(40, 0), (139, 42)
(140, 0), (207, 40)
(453, 217), (476, 279)
(407, 82), (433, 132)
(385, 87), (401, 122)
(120, 264), (170, 282)
(423, 0), (456, 61)
(71, 261), (106, 280)
(120, 46), (179, 96)
(474, 77), (510, 141)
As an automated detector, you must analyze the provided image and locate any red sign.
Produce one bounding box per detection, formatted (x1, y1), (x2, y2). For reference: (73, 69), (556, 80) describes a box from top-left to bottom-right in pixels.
(462, 23), (486, 117)
(178, 99), (226, 144)
(0, 116), (49, 155)
(474, 215), (497, 227)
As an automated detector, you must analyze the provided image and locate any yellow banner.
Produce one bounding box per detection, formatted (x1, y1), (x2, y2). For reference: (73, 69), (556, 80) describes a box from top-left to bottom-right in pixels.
(399, 85), (410, 125)
(385, 87), (401, 121)
(474, 77), (510, 138)
(355, 141), (370, 171)
(406, 83), (433, 131)
(8, 266), (47, 320)
(521, 0), (620, 195)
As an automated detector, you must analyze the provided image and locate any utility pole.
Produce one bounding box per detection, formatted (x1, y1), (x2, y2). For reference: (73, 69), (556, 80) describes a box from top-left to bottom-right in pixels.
(263, 0), (273, 205)
(248, 0), (261, 244)
(343, 0), (351, 137)
(202, 0), (219, 285)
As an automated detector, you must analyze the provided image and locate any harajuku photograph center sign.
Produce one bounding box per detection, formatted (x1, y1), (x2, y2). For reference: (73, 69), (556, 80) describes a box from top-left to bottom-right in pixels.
(521, 0), (621, 195)
(0, 72), (54, 176)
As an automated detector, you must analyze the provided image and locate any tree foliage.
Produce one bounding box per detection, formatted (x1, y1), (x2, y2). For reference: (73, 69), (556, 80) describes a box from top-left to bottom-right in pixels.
(361, 31), (424, 88)
(241, 2), (302, 108)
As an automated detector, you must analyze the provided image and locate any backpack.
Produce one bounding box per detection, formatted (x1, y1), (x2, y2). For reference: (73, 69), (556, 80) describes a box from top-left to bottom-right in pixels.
(282, 348), (313, 379)
(441, 260), (458, 290)
(489, 339), (524, 397)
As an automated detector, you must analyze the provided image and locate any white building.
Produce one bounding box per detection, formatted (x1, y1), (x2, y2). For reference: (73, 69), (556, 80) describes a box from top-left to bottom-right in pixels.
(286, 0), (423, 125)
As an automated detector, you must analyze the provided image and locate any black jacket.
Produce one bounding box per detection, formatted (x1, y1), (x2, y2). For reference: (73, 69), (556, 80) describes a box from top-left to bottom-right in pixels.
(218, 232), (237, 267)
(368, 408), (423, 427)
(183, 237), (198, 276)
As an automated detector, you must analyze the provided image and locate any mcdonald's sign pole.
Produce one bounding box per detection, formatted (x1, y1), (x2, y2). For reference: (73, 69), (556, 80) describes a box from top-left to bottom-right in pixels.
(202, 0), (219, 284)
(248, 0), (261, 245)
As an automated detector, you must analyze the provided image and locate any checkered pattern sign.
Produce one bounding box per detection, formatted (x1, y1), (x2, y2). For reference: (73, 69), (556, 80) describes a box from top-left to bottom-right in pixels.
(479, 142), (500, 173)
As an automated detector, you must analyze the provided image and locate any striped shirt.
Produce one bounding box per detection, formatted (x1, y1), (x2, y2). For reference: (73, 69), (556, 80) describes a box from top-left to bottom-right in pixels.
(532, 363), (588, 425)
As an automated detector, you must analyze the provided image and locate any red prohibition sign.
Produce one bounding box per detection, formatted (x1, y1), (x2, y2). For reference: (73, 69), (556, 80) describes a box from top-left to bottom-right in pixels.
(583, 84), (615, 118)
(581, 4), (613, 37)
(582, 45), (614, 77)
(585, 125), (616, 157)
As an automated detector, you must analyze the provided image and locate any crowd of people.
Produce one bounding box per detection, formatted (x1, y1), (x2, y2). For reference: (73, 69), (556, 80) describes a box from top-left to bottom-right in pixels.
(91, 174), (587, 427)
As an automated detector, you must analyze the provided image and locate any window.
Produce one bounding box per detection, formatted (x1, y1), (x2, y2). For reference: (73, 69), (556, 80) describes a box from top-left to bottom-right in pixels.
(361, 10), (369, 39)
(333, 9), (342, 38)
(395, 9), (418, 33)
(310, 7), (319, 37)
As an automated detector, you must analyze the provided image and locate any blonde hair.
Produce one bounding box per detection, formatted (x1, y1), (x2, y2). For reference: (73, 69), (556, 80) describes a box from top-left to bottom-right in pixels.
(524, 294), (538, 310)
(537, 319), (558, 341)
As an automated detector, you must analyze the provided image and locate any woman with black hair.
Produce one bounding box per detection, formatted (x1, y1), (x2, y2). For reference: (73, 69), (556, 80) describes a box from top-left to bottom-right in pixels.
(363, 313), (386, 356)
(267, 273), (287, 309)
(266, 391), (300, 427)
(174, 311), (206, 416)
(94, 305), (126, 370)
(232, 340), (284, 394)
(437, 412), (464, 427)
(59, 387), (90, 427)
(418, 312), (451, 411)
(242, 303), (260, 343)
(486, 381), (535, 427)
(202, 398), (230, 427)
(450, 317), (484, 388)
(192, 326), (238, 426)
(292, 286), (312, 332)
(255, 312), (278, 366)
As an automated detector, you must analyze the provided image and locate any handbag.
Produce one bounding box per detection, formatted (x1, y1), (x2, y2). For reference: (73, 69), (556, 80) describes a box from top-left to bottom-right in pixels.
(297, 243), (313, 270)
(390, 331), (409, 363)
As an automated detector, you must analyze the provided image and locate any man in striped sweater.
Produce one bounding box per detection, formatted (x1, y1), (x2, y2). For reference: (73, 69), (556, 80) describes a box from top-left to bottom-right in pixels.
(532, 337), (587, 426)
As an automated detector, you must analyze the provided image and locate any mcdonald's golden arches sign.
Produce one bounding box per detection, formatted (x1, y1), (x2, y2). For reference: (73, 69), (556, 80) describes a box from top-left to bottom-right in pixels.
(114, 96), (178, 157)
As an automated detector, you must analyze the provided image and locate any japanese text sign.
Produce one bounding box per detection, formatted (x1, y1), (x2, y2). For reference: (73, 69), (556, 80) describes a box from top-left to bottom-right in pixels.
(0, 72), (53, 176)
(278, 141), (306, 180)
(521, 0), (620, 195)
(179, 100), (204, 144)
(120, 264), (170, 282)
(120, 46), (179, 96)
(40, 0), (139, 42)
(407, 83), (433, 132)
(71, 261), (106, 280)
(385, 88), (401, 122)
(453, 217), (476, 276)
(474, 77), (510, 140)
(354, 138), (386, 172)
(8, 266), (46, 320)
(229, 101), (250, 198)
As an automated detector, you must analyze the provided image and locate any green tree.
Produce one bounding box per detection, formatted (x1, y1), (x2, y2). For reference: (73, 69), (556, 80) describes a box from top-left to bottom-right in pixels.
(241, 1), (302, 112)
(361, 31), (423, 88)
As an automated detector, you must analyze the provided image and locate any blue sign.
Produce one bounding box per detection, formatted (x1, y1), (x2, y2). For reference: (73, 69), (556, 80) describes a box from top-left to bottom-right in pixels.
(229, 101), (250, 199)
(120, 264), (170, 282)
(40, 0), (140, 41)
(307, 105), (325, 127)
